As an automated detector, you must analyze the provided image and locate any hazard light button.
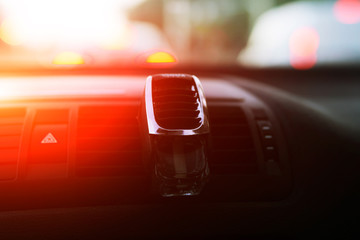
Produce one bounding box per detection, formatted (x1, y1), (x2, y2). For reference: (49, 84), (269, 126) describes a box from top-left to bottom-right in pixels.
(28, 125), (68, 163)
(41, 133), (58, 144)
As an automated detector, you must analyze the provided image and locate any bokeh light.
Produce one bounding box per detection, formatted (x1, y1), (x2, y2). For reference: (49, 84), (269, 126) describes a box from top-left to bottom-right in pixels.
(0, 19), (23, 46)
(334, 0), (360, 24)
(52, 52), (84, 65)
(146, 51), (177, 63)
(289, 27), (320, 70)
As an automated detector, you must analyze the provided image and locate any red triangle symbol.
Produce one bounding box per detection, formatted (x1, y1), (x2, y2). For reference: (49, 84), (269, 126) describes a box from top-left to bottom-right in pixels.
(41, 133), (58, 144)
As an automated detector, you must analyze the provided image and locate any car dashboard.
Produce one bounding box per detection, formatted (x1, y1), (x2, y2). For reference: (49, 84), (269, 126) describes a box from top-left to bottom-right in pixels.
(0, 71), (358, 239)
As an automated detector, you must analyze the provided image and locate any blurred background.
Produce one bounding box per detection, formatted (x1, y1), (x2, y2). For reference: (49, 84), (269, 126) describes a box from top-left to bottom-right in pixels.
(0, 0), (359, 69)
(129, 0), (277, 64)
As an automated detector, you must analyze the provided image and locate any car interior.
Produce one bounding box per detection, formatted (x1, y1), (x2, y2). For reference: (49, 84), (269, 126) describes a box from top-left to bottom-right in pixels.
(0, 0), (359, 239)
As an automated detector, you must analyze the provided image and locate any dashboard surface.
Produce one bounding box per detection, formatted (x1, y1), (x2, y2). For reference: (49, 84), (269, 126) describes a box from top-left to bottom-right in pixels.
(0, 72), (358, 239)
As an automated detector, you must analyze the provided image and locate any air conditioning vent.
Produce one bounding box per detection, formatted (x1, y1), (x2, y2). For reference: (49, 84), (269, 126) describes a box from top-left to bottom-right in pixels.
(76, 105), (145, 177)
(152, 75), (201, 129)
(208, 104), (258, 175)
(0, 108), (26, 180)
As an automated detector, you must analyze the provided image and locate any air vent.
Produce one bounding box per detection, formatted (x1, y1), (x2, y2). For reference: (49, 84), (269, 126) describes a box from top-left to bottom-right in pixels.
(152, 75), (201, 129)
(76, 105), (145, 177)
(208, 104), (258, 175)
(0, 108), (26, 180)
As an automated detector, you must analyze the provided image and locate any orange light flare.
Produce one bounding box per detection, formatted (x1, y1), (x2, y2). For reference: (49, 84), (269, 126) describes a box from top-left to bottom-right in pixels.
(289, 27), (320, 70)
(334, 0), (360, 24)
(141, 51), (177, 68)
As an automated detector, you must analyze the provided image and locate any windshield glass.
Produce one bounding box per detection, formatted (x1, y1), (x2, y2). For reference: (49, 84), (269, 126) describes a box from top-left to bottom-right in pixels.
(0, 0), (358, 69)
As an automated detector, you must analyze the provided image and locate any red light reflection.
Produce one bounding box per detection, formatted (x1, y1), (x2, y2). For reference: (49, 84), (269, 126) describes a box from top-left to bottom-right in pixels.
(289, 27), (320, 70)
(334, 0), (360, 24)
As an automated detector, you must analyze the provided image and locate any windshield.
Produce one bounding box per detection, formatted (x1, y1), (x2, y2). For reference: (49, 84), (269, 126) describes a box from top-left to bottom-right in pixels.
(0, 0), (358, 69)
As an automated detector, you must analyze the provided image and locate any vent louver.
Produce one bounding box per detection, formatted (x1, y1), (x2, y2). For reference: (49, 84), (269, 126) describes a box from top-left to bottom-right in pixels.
(76, 103), (257, 177)
(0, 108), (26, 180)
(208, 104), (258, 175)
(152, 75), (202, 129)
(76, 105), (145, 177)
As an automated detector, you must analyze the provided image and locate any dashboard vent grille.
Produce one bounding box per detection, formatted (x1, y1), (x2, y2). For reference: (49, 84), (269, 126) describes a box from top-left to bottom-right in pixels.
(208, 104), (258, 175)
(76, 105), (145, 177)
(152, 76), (201, 129)
(0, 108), (26, 180)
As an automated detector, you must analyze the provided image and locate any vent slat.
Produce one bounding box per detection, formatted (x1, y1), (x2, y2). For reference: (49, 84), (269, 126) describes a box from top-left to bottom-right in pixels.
(153, 95), (197, 103)
(0, 149), (20, 163)
(77, 151), (142, 166)
(77, 138), (140, 152)
(0, 108), (26, 118)
(210, 150), (257, 164)
(78, 118), (138, 126)
(208, 106), (246, 117)
(0, 120), (24, 125)
(210, 165), (258, 175)
(210, 117), (248, 125)
(79, 106), (139, 117)
(211, 137), (254, 150)
(155, 109), (200, 119)
(211, 125), (250, 137)
(156, 118), (202, 130)
(76, 166), (146, 177)
(0, 136), (22, 148)
(78, 125), (140, 138)
(0, 125), (23, 135)
(154, 102), (199, 111)
(153, 89), (197, 96)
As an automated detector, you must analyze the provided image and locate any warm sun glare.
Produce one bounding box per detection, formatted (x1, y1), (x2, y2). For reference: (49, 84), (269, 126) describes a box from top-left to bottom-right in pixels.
(0, 0), (143, 49)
